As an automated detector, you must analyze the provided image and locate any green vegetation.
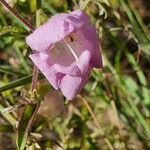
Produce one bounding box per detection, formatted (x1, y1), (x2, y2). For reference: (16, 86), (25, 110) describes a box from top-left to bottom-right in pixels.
(0, 0), (150, 149)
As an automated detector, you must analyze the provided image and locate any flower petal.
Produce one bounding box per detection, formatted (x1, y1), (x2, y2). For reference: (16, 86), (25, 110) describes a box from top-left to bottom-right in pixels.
(29, 52), (64, 89)
(74, 50), (92, 75)
(50, 50), (91, 76)
(80, 24), (103, 68)
(60, 75), (81, 100)
(29, 52), (53, 73)
(60, 73), (89, 100)
(29, 52), (82, 89)
(26, 10), (103, 100)
(26, 10), (89, 52)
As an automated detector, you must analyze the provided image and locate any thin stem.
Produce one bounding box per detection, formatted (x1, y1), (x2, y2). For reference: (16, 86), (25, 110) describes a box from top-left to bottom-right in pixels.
(78, 95), (114, 150)
(0, 0), (34, 31)
(80, 96), (100, 128)
(30, 66), (38, 92)
(111, 101), (123, 135)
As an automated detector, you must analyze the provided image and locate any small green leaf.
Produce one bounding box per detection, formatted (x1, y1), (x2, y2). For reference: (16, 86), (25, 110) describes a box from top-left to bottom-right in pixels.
(29, 0), (37, 13)
(0, 26), (27, 36)
(0, 104), (16, 126)
(36, 9), (48, 27)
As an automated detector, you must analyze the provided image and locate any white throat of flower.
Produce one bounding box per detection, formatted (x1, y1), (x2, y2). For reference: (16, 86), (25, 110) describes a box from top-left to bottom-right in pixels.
(63, 40), (79, 62)
(51, 36), (79, 66)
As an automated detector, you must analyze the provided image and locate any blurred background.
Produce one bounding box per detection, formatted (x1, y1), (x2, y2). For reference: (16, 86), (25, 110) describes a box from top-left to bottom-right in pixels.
(0, 0), (150, 149)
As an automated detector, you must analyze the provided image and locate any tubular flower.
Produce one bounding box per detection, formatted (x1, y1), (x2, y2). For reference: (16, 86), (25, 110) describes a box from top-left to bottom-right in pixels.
(26, 10), (103, 100)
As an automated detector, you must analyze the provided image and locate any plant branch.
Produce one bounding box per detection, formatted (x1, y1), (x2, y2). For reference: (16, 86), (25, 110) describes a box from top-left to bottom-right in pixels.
(30, 66), (38, 92)
(0, 0), (34, 31)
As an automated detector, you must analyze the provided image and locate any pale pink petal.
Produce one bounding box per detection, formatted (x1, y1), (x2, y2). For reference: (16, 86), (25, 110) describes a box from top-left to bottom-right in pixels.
(29, 53), (63, 89)
(29, 52), (53, 73)
(74, 50), (92, 75)
(52, 64), (81, 76)
(29, 52), (81, 89)
(51, 50), (91, 76)
(27, 10), (103, 100)
(73, 27), (102, 68)
(79, 24), (103, 68)
(60, 75), (82, 100)
(29, 52), (81, 76)
(70, 10), (89, 23)
(60, 73), (90, 100)
(26, 10), (89, 52)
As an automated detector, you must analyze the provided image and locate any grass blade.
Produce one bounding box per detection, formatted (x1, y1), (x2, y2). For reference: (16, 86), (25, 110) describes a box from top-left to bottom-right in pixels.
(0, 74), (44, 93)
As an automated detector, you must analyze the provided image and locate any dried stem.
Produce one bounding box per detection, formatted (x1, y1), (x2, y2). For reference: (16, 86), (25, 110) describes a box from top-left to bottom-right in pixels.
(0, 0), (34, 31)
(79, 96), (100, 128)
(78, 95), (114, 150)
(111, 101), (123, 135)
(30, 66), (39, 92)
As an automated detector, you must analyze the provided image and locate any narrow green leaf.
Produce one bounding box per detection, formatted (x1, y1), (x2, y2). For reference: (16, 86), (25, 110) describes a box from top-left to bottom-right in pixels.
(0, 104), (16, 126)
(0, 66), (26, 76)
(0, 13), (7, 25)
(126, 52), (150, 105)
(0, 74), (44, 93)
(14, 44), (30, 74)
(119, 0), (150, 54)
(128, 99), (150, 137)
(29, 0), (37, 13)
(42, 0), (57, 15)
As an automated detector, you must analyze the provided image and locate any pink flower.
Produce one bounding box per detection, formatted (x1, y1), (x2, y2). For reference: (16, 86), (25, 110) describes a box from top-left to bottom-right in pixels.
(26, 10), (103, 100)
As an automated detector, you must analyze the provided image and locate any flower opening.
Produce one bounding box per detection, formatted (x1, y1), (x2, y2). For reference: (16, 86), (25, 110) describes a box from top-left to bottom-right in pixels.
(26, 10), (103, 100)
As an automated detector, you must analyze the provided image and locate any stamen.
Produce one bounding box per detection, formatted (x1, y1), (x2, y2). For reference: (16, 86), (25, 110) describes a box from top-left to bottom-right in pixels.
(64, 40), (79, 62)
